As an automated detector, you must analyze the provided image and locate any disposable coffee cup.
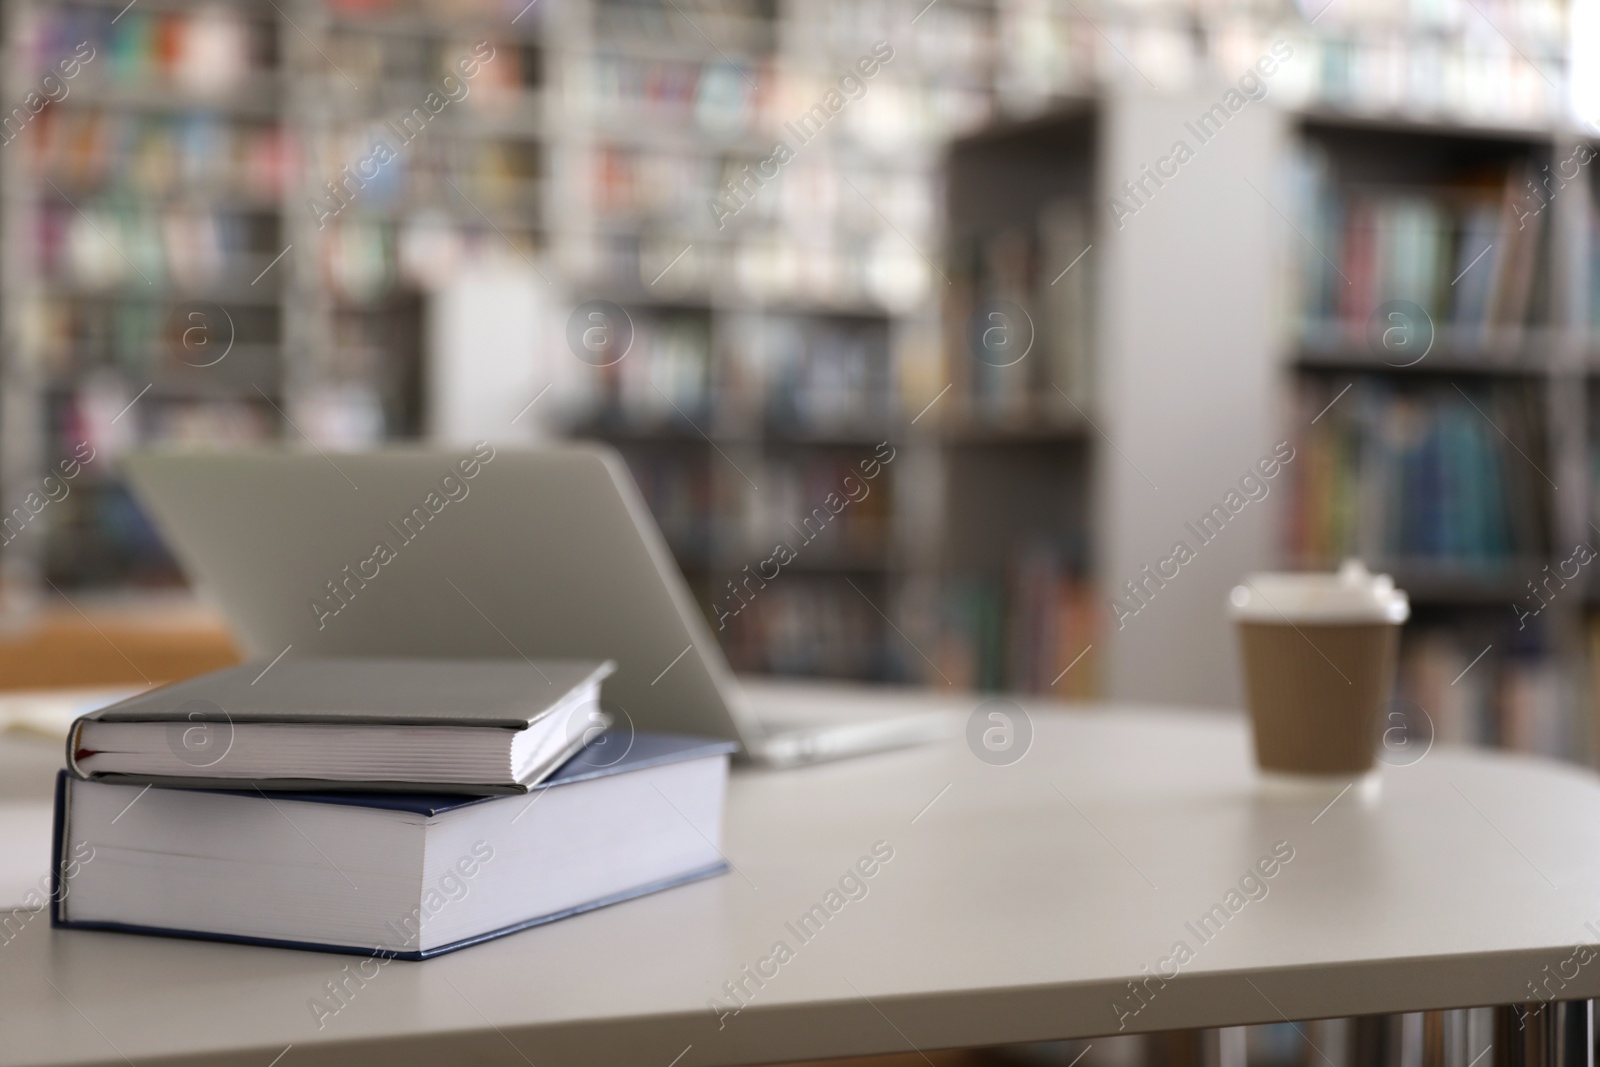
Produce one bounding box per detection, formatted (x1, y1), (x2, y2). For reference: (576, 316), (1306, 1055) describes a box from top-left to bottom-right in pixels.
(1229, 561), (1409, 778)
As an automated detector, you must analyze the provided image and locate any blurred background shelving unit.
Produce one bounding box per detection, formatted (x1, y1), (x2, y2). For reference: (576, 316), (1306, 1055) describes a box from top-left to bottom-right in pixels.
(5, 0), (1600, 772)
(932, 0), (1593, 760)
(936, 101), (1098, 695)
(535, 0), (1107, 691)
(0, 0), (294, 593)
(291, 0), (548, 446)
(0, 0), (549, 597)
(1280, 112), (1594, 762)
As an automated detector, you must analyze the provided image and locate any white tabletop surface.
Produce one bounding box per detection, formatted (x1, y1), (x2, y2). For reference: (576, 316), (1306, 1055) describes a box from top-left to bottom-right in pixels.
(4, 680), (1600, 1067)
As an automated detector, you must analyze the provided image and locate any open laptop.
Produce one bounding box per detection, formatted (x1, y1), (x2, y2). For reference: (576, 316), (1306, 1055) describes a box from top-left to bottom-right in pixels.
(122, 444), (955, 767)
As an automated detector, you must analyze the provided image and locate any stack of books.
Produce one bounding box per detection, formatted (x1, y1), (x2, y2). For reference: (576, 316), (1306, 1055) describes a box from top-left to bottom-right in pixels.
(51, 657), (734, 959)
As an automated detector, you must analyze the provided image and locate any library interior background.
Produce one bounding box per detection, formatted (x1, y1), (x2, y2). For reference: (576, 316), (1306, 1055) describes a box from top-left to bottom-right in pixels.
(0, 0), (1596, 780)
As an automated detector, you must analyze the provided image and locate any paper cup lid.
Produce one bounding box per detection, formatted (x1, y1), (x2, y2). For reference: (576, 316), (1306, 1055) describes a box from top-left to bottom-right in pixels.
(1228, 560), (1409, 624)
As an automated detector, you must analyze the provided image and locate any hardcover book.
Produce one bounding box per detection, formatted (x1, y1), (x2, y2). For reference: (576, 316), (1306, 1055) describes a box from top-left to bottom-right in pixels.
(53, 732), (734, 958)
(67, 657), (615, 794)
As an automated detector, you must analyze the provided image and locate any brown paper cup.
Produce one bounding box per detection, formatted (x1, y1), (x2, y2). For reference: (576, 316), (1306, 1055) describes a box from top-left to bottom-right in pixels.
(1236, 620), (1400, 775)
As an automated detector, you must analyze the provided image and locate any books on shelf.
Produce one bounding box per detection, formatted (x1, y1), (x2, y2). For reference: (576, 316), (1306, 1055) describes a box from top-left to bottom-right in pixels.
(593, 143), (720, 225)
(580, 171), (937, 309)
(145, 398), (279, 447)
(1294, 149), (1547, 349)
(309, 122), (542, 222)
(41, 479), (180, 587)
(39, 201), (271, 292)
(602, 436), (896, 572)
(54, 731), (734, 958)
(594, 0), (773, 51)
(54, 382), (277, 460)
(325, 0), (538, 23)
(569, 309), (901, 435)
(20, 8), (290, 290)
(34, 110), (292, 206)
(946, 197), (1093, 426)
(1288, 377), (1551, 570)
(1399, 620), (1575, 759)
(35, 298), (280, 387)
(590, 49), (767, 135)
(613, 448), (720, 564)
(916, 553), (1097, 696)
(745, 314), (894, 433)
(986, 0), (1566, 127)
(722, 575), (891, 680)
(68, 658), (615, 793)
(749, 452), (892, 559)
(30, 3), (276, 99)
(1293, 21), (1565, 127)
(581, 310), (714, 424)
(572, 2), (978, 310)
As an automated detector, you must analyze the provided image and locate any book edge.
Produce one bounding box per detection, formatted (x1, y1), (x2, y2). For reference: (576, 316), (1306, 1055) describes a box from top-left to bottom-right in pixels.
(68, 736), (739, 807)
(50, 860), (730, 960)
(75, 659), (618, 729)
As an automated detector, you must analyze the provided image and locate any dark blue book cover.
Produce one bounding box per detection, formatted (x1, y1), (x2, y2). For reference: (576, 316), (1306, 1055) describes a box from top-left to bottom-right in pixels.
(243, 730), (736, 814)
(51, 731), (735, 959)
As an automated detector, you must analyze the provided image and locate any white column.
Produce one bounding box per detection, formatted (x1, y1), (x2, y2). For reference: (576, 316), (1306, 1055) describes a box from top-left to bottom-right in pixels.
(1095, 88), (1288, 707)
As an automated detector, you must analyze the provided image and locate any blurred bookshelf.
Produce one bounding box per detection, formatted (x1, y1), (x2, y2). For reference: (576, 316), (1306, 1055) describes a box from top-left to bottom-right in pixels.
(932, 99), (1098, 695)
(1280, 111), (1597, 764)
(1, 0), (293, 592)
(294, 0), (543, 451)
(539, 0), (1102, 692)
(0, 0), (1594, 713)
(990, 0), (1570, 130)
(0, 0), (543, 595)
(954, 0), (1588, 722)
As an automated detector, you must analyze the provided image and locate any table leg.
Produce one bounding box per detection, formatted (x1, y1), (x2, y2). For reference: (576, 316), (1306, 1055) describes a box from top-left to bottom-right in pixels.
(1560, 1001), (1593, 1067)
(1209, 1025), (1245, 1067)
(1144, 1026), (1244, 1067)
(1353, 1013), (1397, 1063)
(1492, 1001), (1592, 1066)
(1425, 1010), (1446, 1067)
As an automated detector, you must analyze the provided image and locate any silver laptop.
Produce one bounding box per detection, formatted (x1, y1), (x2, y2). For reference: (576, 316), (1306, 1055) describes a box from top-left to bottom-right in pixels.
(122, 444), (953, 766)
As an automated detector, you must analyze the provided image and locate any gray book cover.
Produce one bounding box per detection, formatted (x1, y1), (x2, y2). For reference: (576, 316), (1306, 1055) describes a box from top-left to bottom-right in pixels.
(67, 657), (615, 794)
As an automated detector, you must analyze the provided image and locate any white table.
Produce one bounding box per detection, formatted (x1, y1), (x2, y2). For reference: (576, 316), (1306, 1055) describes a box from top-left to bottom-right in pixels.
(3, 682), (1599, 1067)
